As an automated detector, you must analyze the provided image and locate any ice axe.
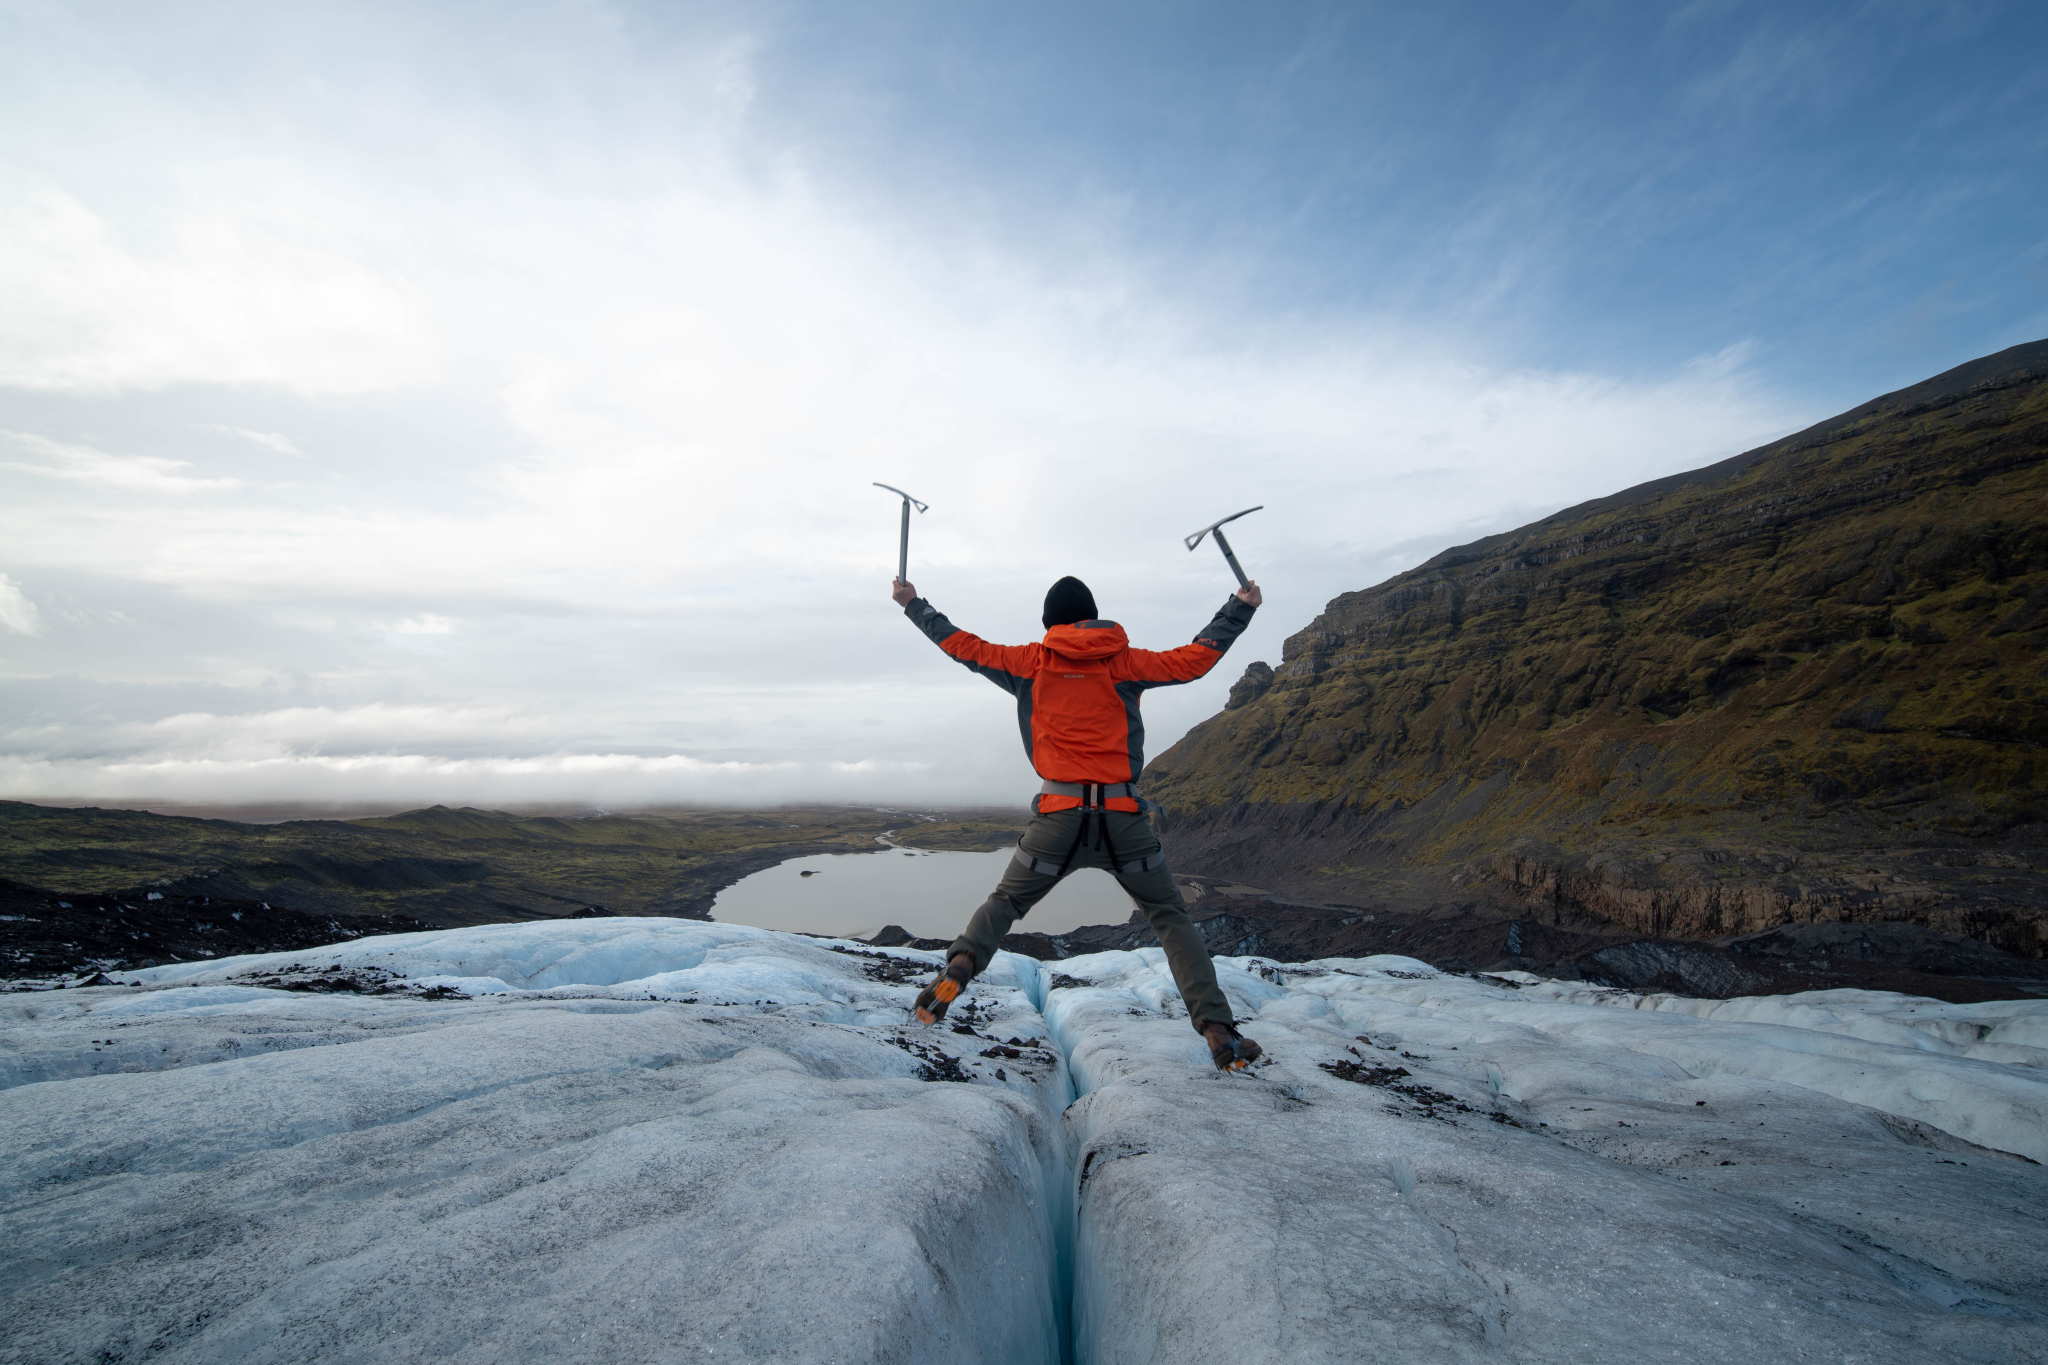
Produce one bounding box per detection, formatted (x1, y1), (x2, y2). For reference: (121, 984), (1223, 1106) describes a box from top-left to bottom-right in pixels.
(1184, 506), (1263, 589)
(874, 483), (929, 583)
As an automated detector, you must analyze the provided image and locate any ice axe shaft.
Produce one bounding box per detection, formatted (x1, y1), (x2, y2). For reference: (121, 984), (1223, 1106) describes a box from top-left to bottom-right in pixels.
(873, 483), (929, 582)
(1210, 526), (1250, 589)
(1184, 505), (1263, 589)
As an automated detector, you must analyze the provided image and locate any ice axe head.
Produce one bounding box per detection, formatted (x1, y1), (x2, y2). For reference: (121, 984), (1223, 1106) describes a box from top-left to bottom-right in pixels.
(873, 483), (929, 515)
(1184, 505), (1262, 589)
(874, 482), (929, 583)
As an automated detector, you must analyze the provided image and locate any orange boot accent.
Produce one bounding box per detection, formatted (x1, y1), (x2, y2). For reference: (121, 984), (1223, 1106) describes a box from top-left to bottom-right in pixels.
(914, 978), (961, 1025)
(913, 960), (972, 1025)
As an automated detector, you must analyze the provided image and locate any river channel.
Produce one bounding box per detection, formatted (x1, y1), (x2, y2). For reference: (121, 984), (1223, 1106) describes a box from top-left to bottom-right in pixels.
(710, 845), (1140, 941)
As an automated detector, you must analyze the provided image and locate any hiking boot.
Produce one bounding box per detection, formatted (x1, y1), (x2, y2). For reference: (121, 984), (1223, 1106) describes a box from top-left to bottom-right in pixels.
(914, 953), (975, 1025)
(1204, 1022), (1263, 1071)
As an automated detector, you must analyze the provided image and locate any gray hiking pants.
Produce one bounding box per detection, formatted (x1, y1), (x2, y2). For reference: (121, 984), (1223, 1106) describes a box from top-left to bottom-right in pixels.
(950, 807), (1234, 1035)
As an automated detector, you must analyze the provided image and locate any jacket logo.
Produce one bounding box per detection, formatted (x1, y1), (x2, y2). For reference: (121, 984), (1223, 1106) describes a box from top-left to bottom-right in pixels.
(1063, 674), (1085, 678)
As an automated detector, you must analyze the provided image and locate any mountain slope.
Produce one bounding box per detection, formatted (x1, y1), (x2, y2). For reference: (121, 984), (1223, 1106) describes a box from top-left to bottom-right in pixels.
(1144, 340), (2048, 957)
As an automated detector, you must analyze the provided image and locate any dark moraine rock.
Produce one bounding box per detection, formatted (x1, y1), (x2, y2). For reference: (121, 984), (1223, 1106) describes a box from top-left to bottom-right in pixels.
(0, 876), (432, 981)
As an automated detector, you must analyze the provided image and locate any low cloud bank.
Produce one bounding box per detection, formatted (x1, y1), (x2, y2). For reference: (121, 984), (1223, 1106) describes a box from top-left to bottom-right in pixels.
(0, 751), (996, 811)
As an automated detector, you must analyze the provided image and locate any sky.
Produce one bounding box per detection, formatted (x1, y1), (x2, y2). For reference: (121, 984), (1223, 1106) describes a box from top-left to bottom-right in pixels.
(1, 0), (2044, 813)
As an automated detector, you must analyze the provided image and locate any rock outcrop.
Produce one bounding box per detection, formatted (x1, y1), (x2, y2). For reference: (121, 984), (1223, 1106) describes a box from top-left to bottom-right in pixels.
(1144, 340), (2048, 957)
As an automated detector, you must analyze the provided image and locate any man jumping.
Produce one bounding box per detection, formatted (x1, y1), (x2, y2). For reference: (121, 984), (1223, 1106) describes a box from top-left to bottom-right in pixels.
(890, 572), (1265, 1071)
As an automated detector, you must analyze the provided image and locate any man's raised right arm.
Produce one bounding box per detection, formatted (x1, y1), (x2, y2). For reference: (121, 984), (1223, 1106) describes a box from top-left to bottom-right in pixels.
(893, 579), (1036, 695)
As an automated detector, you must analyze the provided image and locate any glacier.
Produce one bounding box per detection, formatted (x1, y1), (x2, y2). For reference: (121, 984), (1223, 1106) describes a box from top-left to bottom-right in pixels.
(3, 918), (2045, 1364)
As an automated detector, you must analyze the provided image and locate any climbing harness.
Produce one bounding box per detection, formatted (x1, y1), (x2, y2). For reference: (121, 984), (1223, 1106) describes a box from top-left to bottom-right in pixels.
(1011, 781), (1168, 879)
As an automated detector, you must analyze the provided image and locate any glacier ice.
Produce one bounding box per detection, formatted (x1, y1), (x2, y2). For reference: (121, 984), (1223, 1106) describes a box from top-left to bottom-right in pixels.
(1047, 950), (2048, 1364)
(3, 921), (2045, 1364)
(2, 923), (1069, 1365)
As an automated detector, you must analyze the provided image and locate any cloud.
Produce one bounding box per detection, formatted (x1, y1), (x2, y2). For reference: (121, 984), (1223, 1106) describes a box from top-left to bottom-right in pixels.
(0, 1), (1822, 808)
(1, 431), (239, 495)
(0, 750), (956, 811)
(1, 702), (541, 762)
(213, 427), (305, 457)
(0, 573), (40, 635)
(1682, 16), (1848, 119)
(0, 184), (438, 395)
(387, 615), (457, 636)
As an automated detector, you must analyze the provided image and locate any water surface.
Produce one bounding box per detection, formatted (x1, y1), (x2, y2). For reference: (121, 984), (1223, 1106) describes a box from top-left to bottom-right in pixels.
(710, 846), (1140, 941)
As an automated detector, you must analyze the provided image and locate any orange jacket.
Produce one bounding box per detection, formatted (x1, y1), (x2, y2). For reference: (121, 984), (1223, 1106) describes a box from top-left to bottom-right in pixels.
(904, 596), (1256, 812)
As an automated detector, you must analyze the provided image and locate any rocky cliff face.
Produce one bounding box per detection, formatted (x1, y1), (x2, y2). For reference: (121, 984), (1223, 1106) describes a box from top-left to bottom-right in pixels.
(1144, 340), (2048, 958)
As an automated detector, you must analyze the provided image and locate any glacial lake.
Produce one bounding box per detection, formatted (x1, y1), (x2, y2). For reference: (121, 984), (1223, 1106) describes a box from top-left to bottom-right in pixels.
(710, 845), (1141, 941)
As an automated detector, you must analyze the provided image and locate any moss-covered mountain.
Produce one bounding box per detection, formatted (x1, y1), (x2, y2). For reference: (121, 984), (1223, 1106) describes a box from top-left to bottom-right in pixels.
(1144, 340), (2048, 958)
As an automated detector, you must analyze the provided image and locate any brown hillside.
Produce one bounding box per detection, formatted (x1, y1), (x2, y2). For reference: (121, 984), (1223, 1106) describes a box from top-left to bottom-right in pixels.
(1143, 340), (2048, 959)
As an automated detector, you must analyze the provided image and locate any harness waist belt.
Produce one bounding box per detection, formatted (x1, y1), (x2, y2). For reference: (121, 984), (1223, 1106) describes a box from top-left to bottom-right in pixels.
(1037, 778), (1163, 823)
(1012, 844), (1168, 878)
(1038, 780), (1137, 801)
